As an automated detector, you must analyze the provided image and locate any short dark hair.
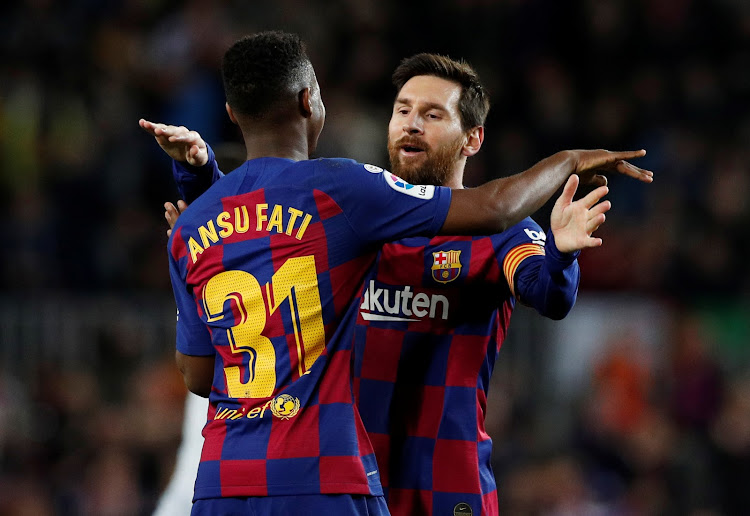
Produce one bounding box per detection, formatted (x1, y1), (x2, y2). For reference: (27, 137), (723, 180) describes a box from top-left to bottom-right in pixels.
(392, 53), (490, 131)
(222, 31), (311, 118)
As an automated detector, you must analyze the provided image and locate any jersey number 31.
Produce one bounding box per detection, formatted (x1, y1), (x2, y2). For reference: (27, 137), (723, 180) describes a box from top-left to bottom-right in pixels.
(202, 256), (326, 398)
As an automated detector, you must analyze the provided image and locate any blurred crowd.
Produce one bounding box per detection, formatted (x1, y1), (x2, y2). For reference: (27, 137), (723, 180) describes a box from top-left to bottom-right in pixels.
(0, 0), (748, 514)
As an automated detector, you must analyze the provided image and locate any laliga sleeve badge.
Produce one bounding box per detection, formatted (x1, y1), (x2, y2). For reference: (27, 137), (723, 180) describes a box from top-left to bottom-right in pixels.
(384, 173), (435, 199)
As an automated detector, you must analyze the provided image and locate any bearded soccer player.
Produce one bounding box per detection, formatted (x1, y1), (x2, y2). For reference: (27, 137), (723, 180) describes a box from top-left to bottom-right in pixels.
(146, 33), (652, 516)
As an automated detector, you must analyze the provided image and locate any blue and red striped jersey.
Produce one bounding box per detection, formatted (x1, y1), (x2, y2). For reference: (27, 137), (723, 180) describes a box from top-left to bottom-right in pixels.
(168, 156), (452, 500)
(353, 223), (579, 516)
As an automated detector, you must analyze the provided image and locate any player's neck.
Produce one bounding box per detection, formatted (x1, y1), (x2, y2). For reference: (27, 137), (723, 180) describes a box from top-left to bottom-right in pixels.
(442, 166), (465, 189)
(240, 123), (311, 162)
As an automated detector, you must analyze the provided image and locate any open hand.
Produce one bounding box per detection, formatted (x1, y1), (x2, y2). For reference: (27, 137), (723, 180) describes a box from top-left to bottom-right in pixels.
(139, 119), (208, 166)
(550, 175), (611, 253)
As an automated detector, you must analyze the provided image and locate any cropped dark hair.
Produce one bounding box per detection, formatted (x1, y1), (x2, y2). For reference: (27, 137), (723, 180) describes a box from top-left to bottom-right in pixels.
(392, 53), (490, 130)
(222, 31), (311, 117)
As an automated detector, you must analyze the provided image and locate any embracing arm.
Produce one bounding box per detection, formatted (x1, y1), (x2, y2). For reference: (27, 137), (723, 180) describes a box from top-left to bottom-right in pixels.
(442, 149), (651, 235)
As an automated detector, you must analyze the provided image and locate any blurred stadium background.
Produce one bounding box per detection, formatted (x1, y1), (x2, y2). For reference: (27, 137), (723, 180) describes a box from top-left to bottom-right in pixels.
(1, 0), (749, 514)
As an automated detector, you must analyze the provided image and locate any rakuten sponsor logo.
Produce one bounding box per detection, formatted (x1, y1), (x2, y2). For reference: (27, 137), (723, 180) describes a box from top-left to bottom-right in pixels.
(359, 280), (449, 322)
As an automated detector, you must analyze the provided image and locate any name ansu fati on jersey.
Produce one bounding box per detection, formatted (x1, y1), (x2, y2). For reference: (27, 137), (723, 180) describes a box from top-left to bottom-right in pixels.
(187, 203), (313, 263)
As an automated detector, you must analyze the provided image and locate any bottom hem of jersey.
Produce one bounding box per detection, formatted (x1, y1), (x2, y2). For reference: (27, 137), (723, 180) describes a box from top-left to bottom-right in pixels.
(194, 482), (383, 500)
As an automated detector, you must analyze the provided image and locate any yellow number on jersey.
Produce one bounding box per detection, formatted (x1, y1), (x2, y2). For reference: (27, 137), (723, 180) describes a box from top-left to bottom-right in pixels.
(202, 256), (325, 398)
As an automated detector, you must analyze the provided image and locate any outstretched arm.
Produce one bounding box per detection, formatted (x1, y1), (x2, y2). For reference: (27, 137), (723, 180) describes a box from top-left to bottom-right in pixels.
(442, 149), (651, 235)
(139, 119), (224, 203)
(139, 119), (209, 165)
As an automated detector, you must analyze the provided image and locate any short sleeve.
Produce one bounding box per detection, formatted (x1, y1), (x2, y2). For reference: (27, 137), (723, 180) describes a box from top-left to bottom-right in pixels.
(328, 161), (452, 245)
(168, 232), (214, 356)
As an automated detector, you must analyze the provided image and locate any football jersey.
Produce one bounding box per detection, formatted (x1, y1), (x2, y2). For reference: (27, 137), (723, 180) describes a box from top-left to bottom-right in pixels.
(353, 223), (579, 516)
(168, 156), (452, 500)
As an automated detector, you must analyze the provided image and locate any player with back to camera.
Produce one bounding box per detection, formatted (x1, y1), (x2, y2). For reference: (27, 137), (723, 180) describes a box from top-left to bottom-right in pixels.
(143, 31), (652, 516)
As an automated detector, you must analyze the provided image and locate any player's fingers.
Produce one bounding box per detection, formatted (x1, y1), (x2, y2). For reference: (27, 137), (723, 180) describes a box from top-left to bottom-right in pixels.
(139, 118), (160, 135)
(581, 174), (607, 188)
(610, 149), (646, 161)
(166, 228), (172, 238)
(165, 201), (181, 229)
(558, 174), (579, 206)
(169, 129), (194, 142)
(176, 199), (189, 213)
(615, 160), (654, 182)
(187, 144), (209, 166)
(586, 213), (606, 234)
(588, 200), (611, 218)
(581, 185), (609, 209)
(579, 235), (603, 249)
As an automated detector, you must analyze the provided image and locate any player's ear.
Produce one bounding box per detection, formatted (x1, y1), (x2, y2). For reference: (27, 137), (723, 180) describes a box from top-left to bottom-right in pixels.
(461, 126), (484, 157)
(299, 87), (313, 118)
(226, 103), (239, 125)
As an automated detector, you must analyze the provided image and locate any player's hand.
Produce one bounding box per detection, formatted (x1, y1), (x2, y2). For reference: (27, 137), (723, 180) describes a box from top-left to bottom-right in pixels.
(550, 175), (610, 253)
(139, 119), (209, 166)
(165, 199), (189, 238)
(568, 149), (652, 186)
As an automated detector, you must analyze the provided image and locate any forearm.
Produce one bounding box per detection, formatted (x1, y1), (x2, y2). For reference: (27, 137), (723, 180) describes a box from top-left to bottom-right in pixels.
(487, 150), (576, 230)
(173, 144), (224, 203)
(176, 351), (214, 398)
(443, 151), (576, 235)
(514, 231), (580, 320)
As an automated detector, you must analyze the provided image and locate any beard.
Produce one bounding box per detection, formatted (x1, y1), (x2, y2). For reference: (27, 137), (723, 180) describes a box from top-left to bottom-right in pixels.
(387, 134), (464, 187)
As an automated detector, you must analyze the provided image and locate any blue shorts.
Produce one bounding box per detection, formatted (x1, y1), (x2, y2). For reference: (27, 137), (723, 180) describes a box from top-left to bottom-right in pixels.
(191, 494), (389, 515)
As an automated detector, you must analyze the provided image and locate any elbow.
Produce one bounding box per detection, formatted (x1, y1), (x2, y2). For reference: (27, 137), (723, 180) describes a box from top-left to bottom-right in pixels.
(543, 305), (572, 321)
(183, 374), (211, 398)
(537, 295), (576, 321)
(176, 352), (213, 398)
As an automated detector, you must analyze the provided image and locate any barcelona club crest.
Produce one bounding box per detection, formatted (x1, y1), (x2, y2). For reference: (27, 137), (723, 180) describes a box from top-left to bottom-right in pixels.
(431, 250), (462, 284)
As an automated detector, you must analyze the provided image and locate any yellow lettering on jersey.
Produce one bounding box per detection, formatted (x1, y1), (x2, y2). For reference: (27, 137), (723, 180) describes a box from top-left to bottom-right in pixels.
(188, 237), (204, 263)
(235, 205), (250, 233)
(296, 213), (312, 240)
(217, 211), (233, 238)
(286, 208), (302, 236)
(256, 204), (268, 231)
(188, 204), (314, 264)
(266, 204), (283, 233)
(198, 220), (220, 248)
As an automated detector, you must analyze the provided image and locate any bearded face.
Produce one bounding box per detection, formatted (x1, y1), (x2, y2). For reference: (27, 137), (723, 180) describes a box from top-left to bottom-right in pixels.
(387, 131), (465, 187)
(387, 75), (471, 187)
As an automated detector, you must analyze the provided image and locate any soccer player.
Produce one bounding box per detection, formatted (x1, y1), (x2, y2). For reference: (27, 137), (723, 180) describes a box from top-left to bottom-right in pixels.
(145, 31), (651, 516)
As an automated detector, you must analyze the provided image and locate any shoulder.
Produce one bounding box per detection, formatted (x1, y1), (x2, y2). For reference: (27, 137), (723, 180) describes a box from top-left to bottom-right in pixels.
(306, 157), (387, 175)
